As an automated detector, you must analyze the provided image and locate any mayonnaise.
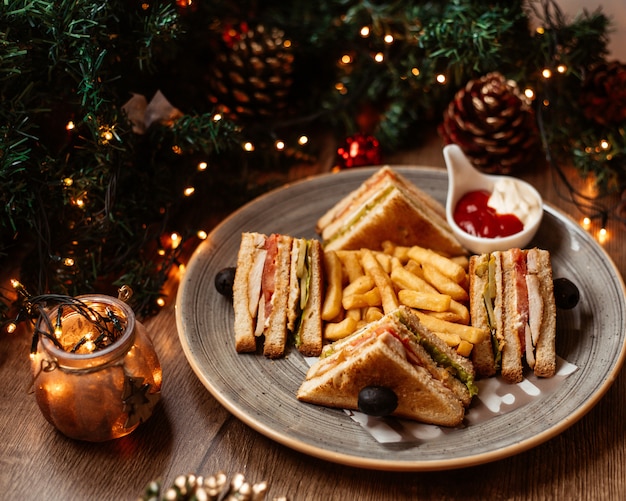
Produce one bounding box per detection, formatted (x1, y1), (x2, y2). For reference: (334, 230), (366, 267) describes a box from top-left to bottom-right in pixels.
(487, 178), (541, 227)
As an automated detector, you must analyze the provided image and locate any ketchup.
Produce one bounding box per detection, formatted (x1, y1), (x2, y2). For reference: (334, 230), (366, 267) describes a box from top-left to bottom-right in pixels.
(453, 190), (524, 238)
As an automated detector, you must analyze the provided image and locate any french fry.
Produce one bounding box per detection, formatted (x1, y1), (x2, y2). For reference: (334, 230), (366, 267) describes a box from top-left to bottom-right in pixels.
(431, 330), (463, 347)
(397, 289), (451, 312)
(421, 263), (469, 302)
(342, 288), (381, 310)
(343, 275), (375, 296)
(324, 317), (359, 341)
(360, 249), (399, 314)
(390, 256), (404, 272)
(403, 259), (425, 279)
(456, 339), (474, 357)
(448, 299), (470, 324)
(390, 266), (437, 294)
(427, 310), (468, 324)
(407, 245), (466, 284)
(387, 242), (411, 263)
(451, 255), (470, 270)
(322, 251), (343, 321)
(374, 251), (392, 274)
(346, 308), (361, 320)
(336, 250), (364, 282)
(413, 310), (487, 344)
(381, 240), (396, 256)
(364, 306), (384, 323)
(421, 299), (470, 325)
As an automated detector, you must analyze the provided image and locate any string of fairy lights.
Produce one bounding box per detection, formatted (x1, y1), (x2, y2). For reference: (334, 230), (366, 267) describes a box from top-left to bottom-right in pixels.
(49, 19), (622, 298)
(2, 3), (620, 337)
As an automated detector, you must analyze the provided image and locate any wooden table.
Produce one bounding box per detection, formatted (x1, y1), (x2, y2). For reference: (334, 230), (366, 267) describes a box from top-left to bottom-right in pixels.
(2, 137), (626, 500)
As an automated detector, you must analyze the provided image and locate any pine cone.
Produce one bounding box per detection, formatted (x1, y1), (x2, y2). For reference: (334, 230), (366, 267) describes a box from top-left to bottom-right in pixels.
(207, 23), (294, 120)
(439, 72), (540, 174)
(579, 61), (626, 126)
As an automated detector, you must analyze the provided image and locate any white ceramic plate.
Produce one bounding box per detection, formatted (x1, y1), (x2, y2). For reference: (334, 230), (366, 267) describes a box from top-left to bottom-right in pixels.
(175, 166), (626, 471)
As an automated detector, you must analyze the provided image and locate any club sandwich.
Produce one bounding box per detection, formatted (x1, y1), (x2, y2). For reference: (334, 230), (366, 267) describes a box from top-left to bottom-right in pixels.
(296, 306), (476, 427)
(233, 232), (323, 358)
(468, 247), (557, 382)
(316, 166), (466, 256)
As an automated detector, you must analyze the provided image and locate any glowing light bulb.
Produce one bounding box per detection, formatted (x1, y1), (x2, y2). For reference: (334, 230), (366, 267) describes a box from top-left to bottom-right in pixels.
(524, 88), (535, 99)
(63, 177), (73, 187)
(600, 139), (610, 150)
(243, 142), (255, 152)
(183, 186), (195, 196)
(275, 140), (285, 150)
(436, 74), (446, 84)
(213, 113), (222, 122)
(542, 68), (552, 79)
(374, 52), (384, 63)
(557, 64), (567, 73)
(197, 162), (207, 171)
(360, 26), (370, 37)
(340, 54), (352, 64)
(66, 121), (75, 131)
(335, 82), (347, 94)
(411, 67), (420, 76)
(582, 217), (591, 230)
(7, 323), (16, 334)
(197, 230), (208, 240)
(156, 298), (166, 308)
(536, 27), (545, 35)
(598, 228), (608, 244)
(171, 232), (181, 249)
(384, 34), (394, 44)
(298, 135), (308, 145)
(63, 257), (74, 267)
(84, 334), (96, 352)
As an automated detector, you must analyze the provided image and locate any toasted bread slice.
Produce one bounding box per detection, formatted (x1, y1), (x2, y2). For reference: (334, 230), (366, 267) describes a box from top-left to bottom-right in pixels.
(233, 232), (267, 353)
(297, 332), (465, 427)
(526, 248), (556, 377)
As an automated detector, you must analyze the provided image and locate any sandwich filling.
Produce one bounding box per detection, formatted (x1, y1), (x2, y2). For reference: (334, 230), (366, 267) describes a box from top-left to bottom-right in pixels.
(322, 185), (395, 245)
(253, 233), (281, 336)
(394, 309), (477, 397)
(291, 239), (314, 348)
(476, 254), (503, 371)
(319, 308), (477, 398)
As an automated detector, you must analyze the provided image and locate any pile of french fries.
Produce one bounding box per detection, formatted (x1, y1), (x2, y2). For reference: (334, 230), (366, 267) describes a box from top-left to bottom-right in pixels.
(320, 241), (488, 357)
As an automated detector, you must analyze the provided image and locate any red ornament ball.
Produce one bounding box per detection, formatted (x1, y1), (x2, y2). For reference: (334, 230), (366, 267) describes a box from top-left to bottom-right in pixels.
(336, 133), (382, 169)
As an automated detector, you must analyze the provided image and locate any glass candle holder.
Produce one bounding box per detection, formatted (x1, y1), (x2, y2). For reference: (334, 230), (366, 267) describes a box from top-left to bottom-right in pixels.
(30, 294), (162, 442)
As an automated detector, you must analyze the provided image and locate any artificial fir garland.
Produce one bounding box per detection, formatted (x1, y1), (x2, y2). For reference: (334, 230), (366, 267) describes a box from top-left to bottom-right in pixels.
(1, 0), (624, 322)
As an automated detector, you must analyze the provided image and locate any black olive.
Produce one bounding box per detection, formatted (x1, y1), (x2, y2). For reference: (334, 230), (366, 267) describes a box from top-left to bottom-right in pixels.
(358, 386), (398, 417)
(553, 277), (580, 310)
(215, 267), (237, 299)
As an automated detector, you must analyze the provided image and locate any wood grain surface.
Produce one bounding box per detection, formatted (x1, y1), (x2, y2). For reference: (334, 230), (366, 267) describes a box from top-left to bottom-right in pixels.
(2, 135), (625, 500)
